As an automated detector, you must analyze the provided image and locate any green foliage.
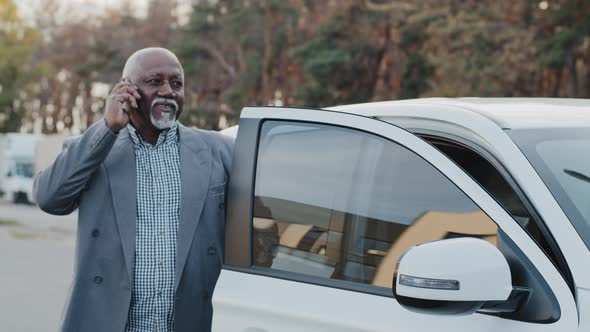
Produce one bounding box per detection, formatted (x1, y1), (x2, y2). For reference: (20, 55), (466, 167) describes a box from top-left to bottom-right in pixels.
(292, 10), (382, 106)
(0, 0), (45, 132)
(537, 0), (590, 69)
(397, 9), (436, 99)
(399, 54), (434, 99)
(416, 5), (539, 97)
(227, 55), (263, 109)
(177, 0), (298, 124)
(538, 29), (579, 68)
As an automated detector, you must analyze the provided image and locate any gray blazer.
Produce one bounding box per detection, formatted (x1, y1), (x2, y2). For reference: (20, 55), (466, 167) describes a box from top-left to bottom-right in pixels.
(34, 119), (234, 332)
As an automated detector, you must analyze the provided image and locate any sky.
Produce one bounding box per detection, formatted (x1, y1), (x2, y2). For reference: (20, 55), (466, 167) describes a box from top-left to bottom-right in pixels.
(15, 0), (192, 25)
(16, 0), (148, 22)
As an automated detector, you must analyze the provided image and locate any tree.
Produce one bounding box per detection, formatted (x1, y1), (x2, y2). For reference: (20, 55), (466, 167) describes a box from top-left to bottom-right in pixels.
(0, 0), (44, 132)
(26, 0), (170, 134)
(177, 0), (299, 129)
(293, 0), (391, 106)
(407, 1), (539, 97)
(535, 0), (590, 97)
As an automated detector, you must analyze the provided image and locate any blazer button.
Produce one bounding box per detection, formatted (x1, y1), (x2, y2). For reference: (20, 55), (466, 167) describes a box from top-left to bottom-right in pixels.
(218, 202), (224, 209)
(91, 229), (100, 238)
(208, 247), (216, 255)
(94, 276), (103, 284)
(202, 291), (209, 301)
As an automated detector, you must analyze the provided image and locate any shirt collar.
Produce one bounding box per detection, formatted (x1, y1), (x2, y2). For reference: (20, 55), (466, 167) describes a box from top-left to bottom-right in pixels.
(127, 122), (179, 148)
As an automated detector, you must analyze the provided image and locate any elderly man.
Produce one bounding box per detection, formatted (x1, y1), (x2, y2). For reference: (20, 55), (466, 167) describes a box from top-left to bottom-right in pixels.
(34, 48), (233, 332)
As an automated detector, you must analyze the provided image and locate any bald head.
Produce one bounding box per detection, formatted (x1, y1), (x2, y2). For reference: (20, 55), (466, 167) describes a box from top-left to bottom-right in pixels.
(122, 47), (184, 82)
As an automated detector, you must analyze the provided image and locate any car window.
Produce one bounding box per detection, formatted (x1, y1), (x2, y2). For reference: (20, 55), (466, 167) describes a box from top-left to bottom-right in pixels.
(423, 138), (573, 291)
(252, 121), (498, 290)
(508, 128), (590, 250)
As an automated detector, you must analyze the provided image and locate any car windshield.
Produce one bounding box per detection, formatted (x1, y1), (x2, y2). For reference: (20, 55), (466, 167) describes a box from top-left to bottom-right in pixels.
(15, 162), (34, 178)
(508, 127), (590, 249)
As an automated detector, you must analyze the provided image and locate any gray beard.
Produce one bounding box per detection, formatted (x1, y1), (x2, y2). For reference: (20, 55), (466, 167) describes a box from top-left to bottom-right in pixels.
(150, 110), (176, 130)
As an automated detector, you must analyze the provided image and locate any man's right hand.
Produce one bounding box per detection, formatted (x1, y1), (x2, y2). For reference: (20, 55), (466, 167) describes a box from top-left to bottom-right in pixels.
(104, 79), (141, 133)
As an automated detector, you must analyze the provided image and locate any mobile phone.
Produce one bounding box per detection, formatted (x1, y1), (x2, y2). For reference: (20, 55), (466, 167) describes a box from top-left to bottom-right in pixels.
(121, 78), (138, 113)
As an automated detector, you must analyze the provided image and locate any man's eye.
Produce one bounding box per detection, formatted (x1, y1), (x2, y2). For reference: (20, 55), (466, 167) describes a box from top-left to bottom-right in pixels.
(172, 81), (183, 88)
(147, 79), (161, 85)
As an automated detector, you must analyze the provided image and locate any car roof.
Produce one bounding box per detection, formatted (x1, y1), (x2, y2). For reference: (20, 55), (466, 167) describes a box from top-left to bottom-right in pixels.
(327, 98), (590, 129)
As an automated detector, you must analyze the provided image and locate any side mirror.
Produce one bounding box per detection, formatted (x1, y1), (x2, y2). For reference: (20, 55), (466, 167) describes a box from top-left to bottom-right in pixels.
(394, 238), (527, 315)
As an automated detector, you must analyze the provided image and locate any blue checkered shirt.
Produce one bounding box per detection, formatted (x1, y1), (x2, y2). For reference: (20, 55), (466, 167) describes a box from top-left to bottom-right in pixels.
(125, 123), (181, 332)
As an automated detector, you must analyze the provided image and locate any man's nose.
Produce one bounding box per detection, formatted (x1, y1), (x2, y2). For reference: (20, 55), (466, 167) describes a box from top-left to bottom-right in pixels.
(157, 81), (175, 97)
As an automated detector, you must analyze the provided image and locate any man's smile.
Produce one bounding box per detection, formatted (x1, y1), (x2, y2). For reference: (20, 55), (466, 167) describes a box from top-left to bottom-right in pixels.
(151, 98), (178, 113)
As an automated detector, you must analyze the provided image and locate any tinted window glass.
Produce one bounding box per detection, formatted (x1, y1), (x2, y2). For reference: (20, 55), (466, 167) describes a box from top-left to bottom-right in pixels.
(509, 127), (590, 250)
(253, 121), (497, 289)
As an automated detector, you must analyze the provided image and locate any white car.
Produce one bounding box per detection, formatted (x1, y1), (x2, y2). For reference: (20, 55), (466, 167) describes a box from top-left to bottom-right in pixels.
(213, 98), (590, 332)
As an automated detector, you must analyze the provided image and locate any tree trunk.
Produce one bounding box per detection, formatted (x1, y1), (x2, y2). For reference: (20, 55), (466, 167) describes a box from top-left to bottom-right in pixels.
(552, 67), (563, 97)
(83, 81), (93, 130)
(569, 56), (579, 97)
(260, 1), (274, 105)
(584, 62), (590, 98)
(61, 76), (79, 133)
(38, 78), (52, 134)
(371, 22), (392, 101)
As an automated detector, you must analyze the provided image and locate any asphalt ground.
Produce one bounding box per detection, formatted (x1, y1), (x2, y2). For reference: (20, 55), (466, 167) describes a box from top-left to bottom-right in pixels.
(0, 200), (77, 332)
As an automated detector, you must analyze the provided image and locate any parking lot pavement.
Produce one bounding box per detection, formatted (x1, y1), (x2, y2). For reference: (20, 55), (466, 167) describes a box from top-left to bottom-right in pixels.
(0, 200), (77, 233)
(0, 201), (76, 332)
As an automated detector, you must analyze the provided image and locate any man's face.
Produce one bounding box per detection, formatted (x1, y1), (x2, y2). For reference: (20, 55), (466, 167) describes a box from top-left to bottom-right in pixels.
(128, 52), (185, 131)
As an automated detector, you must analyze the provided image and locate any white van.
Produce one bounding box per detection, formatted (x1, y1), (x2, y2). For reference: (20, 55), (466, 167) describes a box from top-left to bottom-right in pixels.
(0, 133), (39, 203)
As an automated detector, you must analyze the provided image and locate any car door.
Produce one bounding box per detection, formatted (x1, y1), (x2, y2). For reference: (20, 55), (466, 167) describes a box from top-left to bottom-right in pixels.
(212, 107), (577, 332)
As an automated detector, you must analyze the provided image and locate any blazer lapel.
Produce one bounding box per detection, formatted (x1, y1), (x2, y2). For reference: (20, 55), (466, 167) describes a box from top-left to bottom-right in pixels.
(104, 128), (137, 285)
(175, 125), (212, 290)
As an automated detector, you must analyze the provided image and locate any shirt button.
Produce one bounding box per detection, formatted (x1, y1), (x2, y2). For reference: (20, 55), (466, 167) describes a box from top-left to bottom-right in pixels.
(159, 260), (164, 267)
(157, 291), (163, 297)
(160, 231), (166, 237)
(208, 247), (216, 255)
(94, 276), (103, 284)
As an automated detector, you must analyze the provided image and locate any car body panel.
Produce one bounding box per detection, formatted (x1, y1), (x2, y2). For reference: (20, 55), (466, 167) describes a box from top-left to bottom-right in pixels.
(330, 97), (590, 129)
(578, 288), (590, 331)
